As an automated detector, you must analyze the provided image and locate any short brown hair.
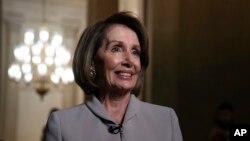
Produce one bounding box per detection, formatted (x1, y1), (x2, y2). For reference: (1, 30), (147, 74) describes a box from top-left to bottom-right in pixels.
(73, 11), (149, 96)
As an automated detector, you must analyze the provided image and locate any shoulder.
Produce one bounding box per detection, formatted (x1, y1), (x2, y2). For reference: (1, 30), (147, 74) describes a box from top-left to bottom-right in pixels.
(136, 100), (182, 138)
(138, 101), (179, 121)
(140, 101), (175, 114)
(51, 103), (89, 121)
(45, 104), (92, 140)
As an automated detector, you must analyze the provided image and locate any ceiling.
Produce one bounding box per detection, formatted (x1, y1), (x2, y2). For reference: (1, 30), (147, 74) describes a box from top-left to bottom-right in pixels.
(2, 0), (88, 55)
(2, 0), (87, 33)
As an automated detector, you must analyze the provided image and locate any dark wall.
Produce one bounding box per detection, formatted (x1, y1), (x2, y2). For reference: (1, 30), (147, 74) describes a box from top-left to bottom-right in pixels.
(0, 0), (3, 139)
(150, 0), (250, 141)
(151, 0), (180, 110)
(179, 0), (250, 140)
(87, 0), (118, 25)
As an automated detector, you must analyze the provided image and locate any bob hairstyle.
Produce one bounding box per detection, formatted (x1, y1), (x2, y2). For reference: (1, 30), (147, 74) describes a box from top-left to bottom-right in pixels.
(73, 11), (149, 96)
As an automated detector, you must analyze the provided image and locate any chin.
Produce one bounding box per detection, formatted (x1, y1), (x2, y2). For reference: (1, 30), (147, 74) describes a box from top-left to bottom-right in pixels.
(115, 84), (135, 92)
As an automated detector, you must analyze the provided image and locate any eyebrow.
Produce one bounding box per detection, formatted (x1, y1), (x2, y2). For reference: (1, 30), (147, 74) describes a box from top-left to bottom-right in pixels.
(106, 39), (141, 50)
(106, 40), (122, 45)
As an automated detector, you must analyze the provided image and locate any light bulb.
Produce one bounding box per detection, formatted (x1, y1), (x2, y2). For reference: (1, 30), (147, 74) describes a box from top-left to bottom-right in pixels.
(24, 30), (34, 45)
(20, 45), (30, 55)
(39, 29), (49, 42)
(65, 68), (74, 82)
(55, 67), (64, 77)
(55, 47), (71, 65)
(8, 64), (20, 79)
(54, 57), (62, 66)
(21, 63), (31, 74)
(63, 50), (71, 65)
(24, 73), (33, 82)
(8, 64), (22, 81)
(50, 73), (60, 84)
(37, 64), (47, 76)
(14, 47), (24, 62)
(23, 54), (31, 63)
(32, 56), (41, 64)
(32, 42), (42, 56)
(51, 33), (63, 47)
(45, 57), (54, 65)
(14, 70), (22, 81)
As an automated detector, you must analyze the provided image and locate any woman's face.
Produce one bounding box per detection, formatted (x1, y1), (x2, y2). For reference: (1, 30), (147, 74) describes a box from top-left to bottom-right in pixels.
(94, 24), (141, 93)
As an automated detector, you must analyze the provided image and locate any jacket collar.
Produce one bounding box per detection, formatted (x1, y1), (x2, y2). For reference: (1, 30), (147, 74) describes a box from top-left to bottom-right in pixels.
(123, 94), (140, 123)
(86, 94), (140, 125)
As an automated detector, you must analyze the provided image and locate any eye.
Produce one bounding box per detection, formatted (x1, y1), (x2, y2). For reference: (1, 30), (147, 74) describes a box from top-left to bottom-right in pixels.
(111, 45), (122, 53)
(132, 48), (141, 56)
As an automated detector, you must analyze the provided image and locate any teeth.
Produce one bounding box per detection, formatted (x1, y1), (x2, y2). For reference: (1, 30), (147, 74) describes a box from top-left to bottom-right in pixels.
(119, 72), (131, 77)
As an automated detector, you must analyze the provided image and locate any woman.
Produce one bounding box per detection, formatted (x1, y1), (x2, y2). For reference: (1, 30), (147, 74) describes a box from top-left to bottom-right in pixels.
(44, 11), (183, 141)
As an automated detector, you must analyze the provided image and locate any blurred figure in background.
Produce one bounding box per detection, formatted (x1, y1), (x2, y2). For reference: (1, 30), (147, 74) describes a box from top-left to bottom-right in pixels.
(208, 102), (234, 141)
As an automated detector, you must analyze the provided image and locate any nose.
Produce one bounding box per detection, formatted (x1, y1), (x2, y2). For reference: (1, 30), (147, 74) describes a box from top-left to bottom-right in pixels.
(121, 52), (133, 68)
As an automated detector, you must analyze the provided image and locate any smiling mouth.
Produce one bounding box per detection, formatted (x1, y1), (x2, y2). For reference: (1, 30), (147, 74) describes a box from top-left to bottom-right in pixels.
(115, 71), (133, 79)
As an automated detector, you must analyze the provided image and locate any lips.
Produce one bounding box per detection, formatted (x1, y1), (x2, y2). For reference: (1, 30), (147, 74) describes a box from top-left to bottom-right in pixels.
(115, 71), (133, 79)
(119, 72), (132, 77)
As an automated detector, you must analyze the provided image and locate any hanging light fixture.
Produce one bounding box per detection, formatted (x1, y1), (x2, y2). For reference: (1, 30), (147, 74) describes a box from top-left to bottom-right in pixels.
(8, 0), (74, 99)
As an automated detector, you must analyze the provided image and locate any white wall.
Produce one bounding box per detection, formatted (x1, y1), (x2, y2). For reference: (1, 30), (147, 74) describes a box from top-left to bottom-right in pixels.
(2, 0), (87, 140)
(17, 87), (62, 141)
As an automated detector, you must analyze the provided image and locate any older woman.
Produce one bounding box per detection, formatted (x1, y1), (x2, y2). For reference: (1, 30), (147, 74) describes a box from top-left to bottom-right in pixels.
(44, 12), (183, 141)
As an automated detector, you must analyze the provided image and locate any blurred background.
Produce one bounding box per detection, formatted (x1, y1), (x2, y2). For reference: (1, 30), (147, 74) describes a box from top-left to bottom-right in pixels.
(0, 0), (250, 141)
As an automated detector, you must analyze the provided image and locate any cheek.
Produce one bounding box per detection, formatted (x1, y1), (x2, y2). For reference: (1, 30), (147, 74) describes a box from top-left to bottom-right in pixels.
(102, 56), (120, 72)
(135, 59), (141, 73)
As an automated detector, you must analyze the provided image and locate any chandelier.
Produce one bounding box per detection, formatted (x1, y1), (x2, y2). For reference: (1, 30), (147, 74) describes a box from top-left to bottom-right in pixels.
(8, 28), (74, 98)
(7, 0), (74, 99)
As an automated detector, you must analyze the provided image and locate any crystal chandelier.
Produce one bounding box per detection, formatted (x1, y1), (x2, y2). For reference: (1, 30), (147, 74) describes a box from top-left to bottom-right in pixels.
(8, 27), (74, 98)
(7, 0), (74, 99)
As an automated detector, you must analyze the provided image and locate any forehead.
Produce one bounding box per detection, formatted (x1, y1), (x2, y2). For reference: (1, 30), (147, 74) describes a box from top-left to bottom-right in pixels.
(105, 24), (138, 40)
